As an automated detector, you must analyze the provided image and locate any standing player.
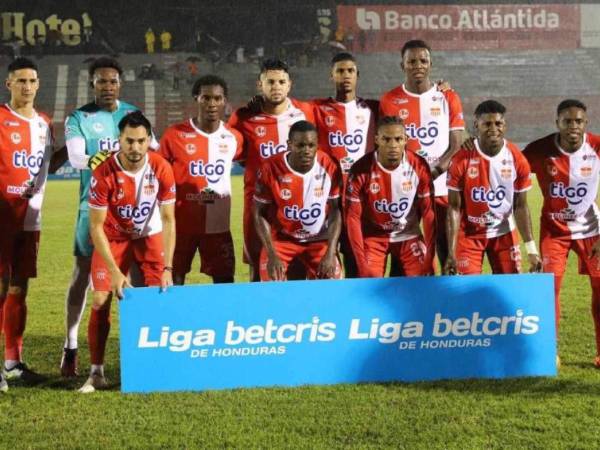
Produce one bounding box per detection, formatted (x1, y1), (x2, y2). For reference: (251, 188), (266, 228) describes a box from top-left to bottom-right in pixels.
(253, 121), (343, 281)
(61, 57), (145, 377)
(160, 75), (242, 284)
(523, 99), (600, 366)
(380, 39), (465, 268)
(0, 58), (66, 392)
(80, 112), (175, 393)
(345, 116), (435, 277)
(445, 100), (541, 276)
(228, 59), (314, 281)
(312, 52), (378, 278)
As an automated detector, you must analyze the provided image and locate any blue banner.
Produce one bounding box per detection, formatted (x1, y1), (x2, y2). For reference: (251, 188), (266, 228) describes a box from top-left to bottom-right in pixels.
(119, 274), (556, 393)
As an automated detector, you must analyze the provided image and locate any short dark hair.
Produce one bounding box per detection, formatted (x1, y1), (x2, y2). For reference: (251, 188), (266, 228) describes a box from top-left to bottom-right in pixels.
(377, 116), (405, 130)
(89, 56), (123, 78)
(260, 58), (289, 75)
(118, 111), (152, 135)
(401, 40), (431, 58)
(557, 99), (586, 116)
(331, 52), (356, 66)
(8, 57), (38, 74)
(192, 74), (228, 98)
(289, 120), (317, 139)
(474, 100), (506, 118)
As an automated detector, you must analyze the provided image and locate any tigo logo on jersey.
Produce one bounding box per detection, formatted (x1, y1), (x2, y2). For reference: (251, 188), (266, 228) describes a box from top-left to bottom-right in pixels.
(98, 137), (119, 152)
(471, 186), (507, 208)
(255, 126), (266, 137)
(549, 182), (587, 206)
(406, 121), (439, 147)
(189, 159), (226, 183)
(10, 132), (21, 144)
(259, 141), (287, 158)
(117, 202), (152, 226)
(283, 203), (323, 227)
(328, 130), (364, 153)
(374, 198), (410, 219)
(12, 150), (43, 176)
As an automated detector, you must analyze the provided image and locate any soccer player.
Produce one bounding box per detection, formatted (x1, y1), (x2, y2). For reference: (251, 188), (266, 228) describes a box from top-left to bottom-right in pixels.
(445, 100), (541, 276)
(312, 52), (378, 278)
(253, 121), (343, 281)
(380, 39), (465, 268)
(80, 112), (175, 393)
(61, 57), (147, 377)
(228, 59), (314, 281)
(160, 75), (243, 284)
(0, 57), (67, 392)
(523, 99), (600, 367)
(345, 116), (435, 277)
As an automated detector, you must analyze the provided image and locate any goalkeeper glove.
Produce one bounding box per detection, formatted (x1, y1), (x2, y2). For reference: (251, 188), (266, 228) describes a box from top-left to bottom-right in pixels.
(88, 150), (112, 170)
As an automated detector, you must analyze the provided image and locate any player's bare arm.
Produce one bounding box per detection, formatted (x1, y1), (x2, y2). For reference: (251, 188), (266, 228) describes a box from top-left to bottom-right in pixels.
(513, 191), (542, 273)
(49, 145), (68, 173)
(159, 202), (176, 290)
(317, 198), (342, 278)
(344, 196), (369, 277)
(418, 189), (437, 275)
(444, 189), (462, 275)
(89, 207), (131, 299)
(253, 200), (285, 281)
(432, 130), (465, 179)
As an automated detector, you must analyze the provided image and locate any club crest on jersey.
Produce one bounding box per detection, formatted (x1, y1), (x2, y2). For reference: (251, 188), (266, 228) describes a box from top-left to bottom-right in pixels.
(401, 180), (413, 193)
(471, 186), (507, 209)
(430, 107), (441, 117)
(185, 143), (197, 155)
(550, 182), (587, 205)
(500, 168), (512, 180)
(218, 142), (229, 154)
(93, 122), (104, 133)
(259, 141), (286, 158)
(10, 132), (21, 144)
(189, 158), (226, 183)
(406, 121), (439, 147)
(581, 166), (592, 178)
(283, 203), (322, 227)
(255, 126), (266, 137)
(468, 166), (479, 178)
(328, 130), (364, 153)
(280, 188), (292, 200)
(398, 109), (409, 120)
(143, 183), (155, 195)
(12, 150), (43, 176)
(314, 187), (324, 198)
(374, 198), (409, 219)
(325, 116), (336, 127)
(370, 182), (380, 193)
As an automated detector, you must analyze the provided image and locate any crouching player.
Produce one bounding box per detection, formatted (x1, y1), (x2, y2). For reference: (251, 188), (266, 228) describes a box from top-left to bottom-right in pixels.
(345, 116), (435, 277)
(445, 100), (541, 275)
(80, 112), (176, 393)
(253, 121), (343, 281)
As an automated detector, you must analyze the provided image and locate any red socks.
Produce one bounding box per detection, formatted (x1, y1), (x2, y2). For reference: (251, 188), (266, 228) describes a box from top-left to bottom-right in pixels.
(3, 292), (27, 361)
(88, 308), (111, 365)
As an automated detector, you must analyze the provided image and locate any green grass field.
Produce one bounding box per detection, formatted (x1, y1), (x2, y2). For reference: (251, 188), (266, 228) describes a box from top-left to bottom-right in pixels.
(2, 177), (600, 449)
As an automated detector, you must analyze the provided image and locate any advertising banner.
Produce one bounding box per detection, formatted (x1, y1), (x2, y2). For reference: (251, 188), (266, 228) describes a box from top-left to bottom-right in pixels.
(120, 274), (556, 393)
(337, 4), (580, 51)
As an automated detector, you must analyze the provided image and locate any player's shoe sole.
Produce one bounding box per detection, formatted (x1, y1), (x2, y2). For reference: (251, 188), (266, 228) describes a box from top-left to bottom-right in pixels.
(78, 374), (108, 394)
(60, 348), (79, 378)
(3, 363), (45, 384)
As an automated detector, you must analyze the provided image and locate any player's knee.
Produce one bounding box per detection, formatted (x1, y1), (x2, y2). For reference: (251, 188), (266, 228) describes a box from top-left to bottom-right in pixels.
(8, 278), (28, 295)
(92, 291), (111, 310)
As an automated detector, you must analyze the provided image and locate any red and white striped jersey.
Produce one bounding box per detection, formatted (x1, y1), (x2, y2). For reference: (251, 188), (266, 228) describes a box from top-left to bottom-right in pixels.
(524, 132), (600, 240)
(159, 119), (243, 234)
(312, 97), (377, 175)
(346, 150), (433, 242)
(227, 98), (315, 193)
(88, 151), (176, 240)
(254, 151), (342, 242)
(0, 104), (54, 231)
(447, 139), (531, 239)
(379, 84), (465, 196)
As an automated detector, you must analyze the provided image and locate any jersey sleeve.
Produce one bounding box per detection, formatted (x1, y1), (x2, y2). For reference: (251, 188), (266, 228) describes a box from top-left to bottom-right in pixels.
(253, 164), (274, 204)
(158, 162), (177, 205)
(328, 163), (342, 200)
(231, 127), (244, 161)
(346, 172), (364, 203)
(227, 109), (248, 163)
(446, 151), (466, 191)
(158, 129), (174, 163)
(88, 170), (110, 209)
(416, 159), (434, 198)
(446, 91), (465, 131)
(514, 151), (532, 193)
(378, 91), (395, 117)
(64, 112), (84, 140)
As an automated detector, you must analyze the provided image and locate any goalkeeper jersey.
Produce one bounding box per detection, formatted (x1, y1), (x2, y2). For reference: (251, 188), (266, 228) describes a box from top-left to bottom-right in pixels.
(65, 100), (139, 211)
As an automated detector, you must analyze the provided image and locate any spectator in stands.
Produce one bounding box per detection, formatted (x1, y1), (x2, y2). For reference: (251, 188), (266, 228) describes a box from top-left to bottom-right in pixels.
(187, 61), (199, 84)
(145, 28), (155, 54)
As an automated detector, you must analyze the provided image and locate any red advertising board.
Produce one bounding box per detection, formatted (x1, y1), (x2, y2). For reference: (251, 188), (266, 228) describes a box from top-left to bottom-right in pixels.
(337, 4), (580, 51)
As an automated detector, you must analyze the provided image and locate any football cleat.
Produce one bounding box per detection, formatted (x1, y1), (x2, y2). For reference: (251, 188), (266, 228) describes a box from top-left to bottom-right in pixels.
(78, 373), (108, 394)
(60, 348), (79, 378)
(0, 373), (7, 393)
(3, 362), (45, 384)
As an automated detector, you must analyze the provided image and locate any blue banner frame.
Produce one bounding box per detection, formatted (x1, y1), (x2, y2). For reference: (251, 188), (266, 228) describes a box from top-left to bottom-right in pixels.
(119, 274), (556, 393)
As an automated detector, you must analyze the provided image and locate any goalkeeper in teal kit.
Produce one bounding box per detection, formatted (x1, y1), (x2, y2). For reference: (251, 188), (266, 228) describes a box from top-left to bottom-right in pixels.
(60, 57), (147, 377)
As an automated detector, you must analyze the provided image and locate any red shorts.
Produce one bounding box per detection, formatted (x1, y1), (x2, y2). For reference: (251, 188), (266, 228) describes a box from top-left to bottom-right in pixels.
(91, 233), (164, 291)
(173, 231), (235, 278)
(243, 190), (262, 267)
(456, 229), (521, 275)
(364, 236), (430, 277)
(541, 230), (600, 277)
(259, 239), (342, 281)
(0, 230), (40, 279)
